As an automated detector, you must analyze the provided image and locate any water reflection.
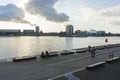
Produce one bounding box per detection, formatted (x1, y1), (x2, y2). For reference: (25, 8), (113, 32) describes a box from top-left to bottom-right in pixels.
(65, 37), (73, 50)
(0, 36), (119, 59)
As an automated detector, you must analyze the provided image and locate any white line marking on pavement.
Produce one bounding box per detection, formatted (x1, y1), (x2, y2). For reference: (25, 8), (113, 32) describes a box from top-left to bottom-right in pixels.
(46, 56), (89, 66)
(47, 49), (120, 67)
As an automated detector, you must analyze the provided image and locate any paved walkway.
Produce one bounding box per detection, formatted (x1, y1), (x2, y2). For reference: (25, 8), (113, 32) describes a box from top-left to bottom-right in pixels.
(53, 61), (120, 80)
(0, 45), (120, 80)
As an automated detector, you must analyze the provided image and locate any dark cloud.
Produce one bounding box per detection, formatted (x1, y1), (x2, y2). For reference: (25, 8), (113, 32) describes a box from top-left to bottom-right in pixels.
(0, 4), (24, 21)
(26, 0), (69, 22)
(0, 4), (34, 25)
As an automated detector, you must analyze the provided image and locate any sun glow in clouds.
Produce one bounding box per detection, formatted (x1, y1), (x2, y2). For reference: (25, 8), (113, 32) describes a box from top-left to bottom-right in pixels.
(0, 0), (120, 33)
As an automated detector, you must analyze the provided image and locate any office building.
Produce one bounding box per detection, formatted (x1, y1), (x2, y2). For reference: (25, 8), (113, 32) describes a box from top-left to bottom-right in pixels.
(66, 25), (73, 37)
(35, 26), (40, 36)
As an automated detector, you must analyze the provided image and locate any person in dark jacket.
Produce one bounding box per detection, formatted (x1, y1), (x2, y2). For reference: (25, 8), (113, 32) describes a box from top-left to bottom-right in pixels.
(45, 51), (49, 57)
(90, 47), (96, 58)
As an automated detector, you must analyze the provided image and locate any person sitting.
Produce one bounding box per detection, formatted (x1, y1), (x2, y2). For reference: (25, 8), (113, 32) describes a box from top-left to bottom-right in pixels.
(45, 51), (50, 57)
(41, 51), (45, 58)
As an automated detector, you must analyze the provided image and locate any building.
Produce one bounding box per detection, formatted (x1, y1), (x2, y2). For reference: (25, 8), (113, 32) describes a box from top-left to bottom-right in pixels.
(89, 29), (97, 36)
(23, 30), (34, 33)
(75, 30), (88, 37)
(97, 31), (106, 36)
(88, 30), (106, 36)
(66, 25), (74, 37)
(23, 30), (35, 36)
(75, 30), (81, 37)
(35, 26), (40, 36)
(0, 29), (20, 36)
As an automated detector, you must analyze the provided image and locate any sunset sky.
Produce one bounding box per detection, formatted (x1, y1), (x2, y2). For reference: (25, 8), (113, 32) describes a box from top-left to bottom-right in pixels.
(0, 0), (120, 33)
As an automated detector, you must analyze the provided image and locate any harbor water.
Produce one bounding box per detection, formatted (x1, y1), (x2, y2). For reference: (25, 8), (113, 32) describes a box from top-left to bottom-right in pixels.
(0, 36), (119, 60)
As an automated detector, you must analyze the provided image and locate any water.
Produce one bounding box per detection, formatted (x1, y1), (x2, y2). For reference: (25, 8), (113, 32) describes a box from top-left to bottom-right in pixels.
(0, 36), (119, 60)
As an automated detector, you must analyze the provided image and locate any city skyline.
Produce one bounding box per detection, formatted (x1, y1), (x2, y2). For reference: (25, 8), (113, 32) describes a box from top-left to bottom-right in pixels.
(0, 0), (120, 33)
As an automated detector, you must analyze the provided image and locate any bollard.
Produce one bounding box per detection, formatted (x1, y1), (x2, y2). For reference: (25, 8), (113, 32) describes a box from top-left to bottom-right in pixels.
(109, 53), (114, 60)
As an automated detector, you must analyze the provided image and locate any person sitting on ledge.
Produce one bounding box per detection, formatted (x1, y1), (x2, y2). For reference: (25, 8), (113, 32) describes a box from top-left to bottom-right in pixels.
(41, 51), (45, 57)
(45, 51), (50, 57)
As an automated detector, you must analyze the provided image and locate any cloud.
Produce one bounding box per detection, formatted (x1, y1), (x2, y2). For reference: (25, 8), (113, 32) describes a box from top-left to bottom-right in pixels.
(0, 4), (24, 21)
(105, 17), (120, 26)
(77, 6), (97, 21)
(0, 4), (35, 26)
(25, 0), (69, 22)
(77, 5), (120, 26)
(98, 5), (120, 25)
(99, 5), (120, 16)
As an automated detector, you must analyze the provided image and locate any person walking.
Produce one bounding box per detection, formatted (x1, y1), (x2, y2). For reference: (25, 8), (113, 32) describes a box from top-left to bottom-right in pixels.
(90, 47), (96, 58)
(88, 45), (91, 54)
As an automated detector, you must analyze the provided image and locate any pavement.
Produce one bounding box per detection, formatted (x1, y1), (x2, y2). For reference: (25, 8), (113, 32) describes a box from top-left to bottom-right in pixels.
(0, 44), (120, 80)
(52, 59), (120, 80)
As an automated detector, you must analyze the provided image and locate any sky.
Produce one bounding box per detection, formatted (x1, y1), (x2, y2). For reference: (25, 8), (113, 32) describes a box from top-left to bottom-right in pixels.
(0, 0), (120, 33)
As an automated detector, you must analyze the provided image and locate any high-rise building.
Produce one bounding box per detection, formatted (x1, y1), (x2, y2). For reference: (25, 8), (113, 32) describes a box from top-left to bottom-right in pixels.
(66, 25), (73, 36)
(35, 26), (40, 36)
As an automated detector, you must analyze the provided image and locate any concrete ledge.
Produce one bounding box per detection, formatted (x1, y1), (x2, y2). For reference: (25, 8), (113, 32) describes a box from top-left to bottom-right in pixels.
(49, 54), (58, 57)
(13, 56), (36, 62)
(61, 52), (75, 55)
(106, 57), (120, 63)
(105, 45), (113, 49)
(41, 54), (58, 58)
(76, 49), (87, 53)
(113, 44), (120, 47)
(86, 61), (106, 70)
(97, 46), (106, 50)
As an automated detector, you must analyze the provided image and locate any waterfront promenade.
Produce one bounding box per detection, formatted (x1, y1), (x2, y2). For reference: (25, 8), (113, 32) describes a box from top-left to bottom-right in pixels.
(0, 44), (120, 80)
